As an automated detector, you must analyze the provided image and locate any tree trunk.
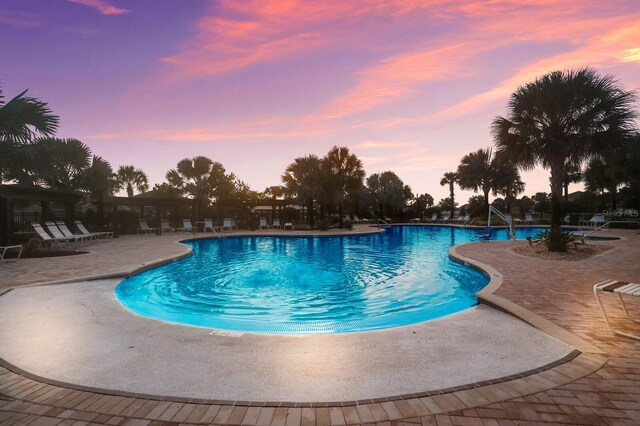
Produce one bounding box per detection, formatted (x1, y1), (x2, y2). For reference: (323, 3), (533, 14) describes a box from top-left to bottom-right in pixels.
(483, 191), (490, 217)
(450, 184), (455, 218)
(307, 198), (315, 227)
(549, 162), (565, 251)
(338, 200), (344, 228)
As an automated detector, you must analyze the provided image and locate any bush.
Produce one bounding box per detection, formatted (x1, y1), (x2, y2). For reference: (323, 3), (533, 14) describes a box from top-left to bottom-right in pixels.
(342, 220), (353, 230)
(534, 229), (575, 252)
(316, 219), (331, 231)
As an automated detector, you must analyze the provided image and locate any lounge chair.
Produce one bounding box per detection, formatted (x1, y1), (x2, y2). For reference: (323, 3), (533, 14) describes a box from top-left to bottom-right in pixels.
(56, 221), (91, 244)
(1, 245), (22, 263)
(272, 218), (281, 229)
(594, 279), (640, 341)
(283, 222), (294, 230)
(426, 213), (438, 223)
(75, 220), (113, 239)
(457, 214), (471, 224)
(580, 213), (605, 227)
(259, 217), (270, 229)
(524, 213), (535, 225)
(45, 221), (83, 246)
(31, 222), (73, 249)
(222, 218), (235, 231)
(410, 217), (421, 223)
(439, 214), (450, 223)
(138, 219), (159, 234)
(160, 219), (174, 232)
(352, 215), (364, 224)
(203, 219), (219, 232)
(180, 219), (198, 233)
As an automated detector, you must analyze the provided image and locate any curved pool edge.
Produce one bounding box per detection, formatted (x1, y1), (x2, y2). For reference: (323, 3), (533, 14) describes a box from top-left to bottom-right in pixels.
(449, 241), (607, 356)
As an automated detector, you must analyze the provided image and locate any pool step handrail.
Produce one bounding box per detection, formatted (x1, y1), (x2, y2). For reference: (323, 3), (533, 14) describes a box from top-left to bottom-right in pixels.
(581, 220), (640, 243)
(376, 217), (391, 228)
(487, 205), (515, 240)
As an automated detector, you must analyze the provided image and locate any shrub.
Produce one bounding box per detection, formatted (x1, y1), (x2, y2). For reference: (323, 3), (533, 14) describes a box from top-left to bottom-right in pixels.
(533, 229), (575, 252)
(316, 219), (331, 231)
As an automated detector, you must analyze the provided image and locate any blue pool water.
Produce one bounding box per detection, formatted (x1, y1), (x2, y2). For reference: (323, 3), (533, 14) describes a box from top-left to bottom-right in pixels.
(116, 226), (561, 334)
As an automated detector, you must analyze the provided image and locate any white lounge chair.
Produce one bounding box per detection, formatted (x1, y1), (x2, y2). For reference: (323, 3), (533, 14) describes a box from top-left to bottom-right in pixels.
(426, 213), (438, 223)
(31, 222), (72, 249)
(458, 214), (471, 224)
(181, 219), (198, 233)
(45, 221), (83, 246)
(410, 217), (421, 223)
(580, 213), (605, 227)
(594, 279), (640, 341)
(272, 218), (281, 229)
(203, 219), (219, 232)
(352, 215), (364, 224)
(138, 219), (158, 234)
(222, 218), (235, 231)
(259, 217), (270, 229)
(524, 213), (535, 225)
(1, 245), (22, 263)
(160, 219), (174, 232)
(440, 214), (450, 223)
(56, 221), (91, 244)
(75, 220), (113, 239)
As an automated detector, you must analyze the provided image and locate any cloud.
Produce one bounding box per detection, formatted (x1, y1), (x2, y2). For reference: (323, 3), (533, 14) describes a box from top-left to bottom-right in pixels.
(0, 10), (42, 27)
(354, 140), (418, 149)
(67, 0), (129, 15)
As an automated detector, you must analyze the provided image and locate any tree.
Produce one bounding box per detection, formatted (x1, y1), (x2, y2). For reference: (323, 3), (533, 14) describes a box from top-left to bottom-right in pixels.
(321, 146), (365, 228)
(456, 148), (496, 214)
(281, 155), (322, 226)
(492, 161), (525, 213)
(166, 156), (233, 219)
(80, 155), (115, 227)
(492, 68), (637, 250)
(366, 171), (412, 218)
(466, 195), (485, 219)
(114, 165), (149, 197)
(438, 197), (457, 213)
(0, 86), (59, 183)
(562, 164), (582, 202)
(439, 172), (458, 218)
(409, 193), (434, 219)
(36, 137), (91, 191)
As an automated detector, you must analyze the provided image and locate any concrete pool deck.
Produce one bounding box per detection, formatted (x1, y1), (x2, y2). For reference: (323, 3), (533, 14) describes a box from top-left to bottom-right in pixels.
(0, 225), (639, 424)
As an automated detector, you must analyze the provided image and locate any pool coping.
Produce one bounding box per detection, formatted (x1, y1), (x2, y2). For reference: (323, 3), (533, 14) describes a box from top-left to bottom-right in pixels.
(0, 225), (608, 412)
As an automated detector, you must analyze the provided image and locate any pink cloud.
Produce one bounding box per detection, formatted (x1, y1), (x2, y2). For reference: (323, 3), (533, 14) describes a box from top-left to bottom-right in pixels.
(67, 0), (129, 15)
(0, 10), (42, 27)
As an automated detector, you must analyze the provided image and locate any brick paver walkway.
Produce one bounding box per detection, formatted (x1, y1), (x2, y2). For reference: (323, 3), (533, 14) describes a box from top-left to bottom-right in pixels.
(1, 227), (639, 425)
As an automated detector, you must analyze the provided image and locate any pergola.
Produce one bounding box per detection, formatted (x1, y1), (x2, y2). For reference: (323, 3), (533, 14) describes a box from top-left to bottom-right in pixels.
(0, 184), (83, 245)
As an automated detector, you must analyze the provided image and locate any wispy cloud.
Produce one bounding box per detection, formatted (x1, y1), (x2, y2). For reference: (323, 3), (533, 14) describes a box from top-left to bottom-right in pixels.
(0, 9), (42, 27)
(67, 0), (129, 15)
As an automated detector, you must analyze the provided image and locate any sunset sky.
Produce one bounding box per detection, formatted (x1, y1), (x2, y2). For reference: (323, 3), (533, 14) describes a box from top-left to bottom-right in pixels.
(2, 0), (640, 202)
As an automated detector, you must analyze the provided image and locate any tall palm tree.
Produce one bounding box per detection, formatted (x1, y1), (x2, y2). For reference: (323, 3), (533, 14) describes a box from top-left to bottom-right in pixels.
(456, 148), (495, 215)
(282, 155), (322, 226)
(0, 86), (59, 183)
(321, 146), (365, 228)
(114, 165), (149, 197)
(36, 137), (91, 191)
(439, 172), (458, 218)
(492, 68), (636, 250)
(166, 156), (232, 219)
(80, 156), (115, 226)
(493, 162), (525, 213)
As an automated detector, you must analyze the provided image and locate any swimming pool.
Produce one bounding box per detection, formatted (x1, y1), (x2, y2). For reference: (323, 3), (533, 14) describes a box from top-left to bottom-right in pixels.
(116, 226), (556, 334)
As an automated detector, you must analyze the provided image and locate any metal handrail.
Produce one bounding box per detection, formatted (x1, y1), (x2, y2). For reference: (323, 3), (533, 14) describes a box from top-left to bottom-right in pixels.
(377, 218), (391, 228)
(581, 220), (640, 242)
(488, 205), (515, 239)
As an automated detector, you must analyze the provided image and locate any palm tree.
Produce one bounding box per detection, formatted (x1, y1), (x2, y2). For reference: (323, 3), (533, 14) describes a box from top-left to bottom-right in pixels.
(80, 156), (115, 227)
(0, 86), (59, 183)
(493, 163), (525, 213)
(36, 137), (92, 191)
(321, 146), (365, 228)
(282, 155), (322, 226)
(166, 156), (233, 219)
(114, 165), (149, 197)
(366, 171), (411, 218)
(456, 148), (495, 215)
(439, 172), (458, 218)
(492, 68), (636, 250)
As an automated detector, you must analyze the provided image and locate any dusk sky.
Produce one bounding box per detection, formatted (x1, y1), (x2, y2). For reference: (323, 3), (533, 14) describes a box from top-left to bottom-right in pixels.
(2, 0), (640, 201)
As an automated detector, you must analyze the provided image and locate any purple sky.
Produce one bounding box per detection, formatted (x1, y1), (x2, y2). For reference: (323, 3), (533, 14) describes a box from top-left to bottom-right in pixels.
(2, 0), (640, 201)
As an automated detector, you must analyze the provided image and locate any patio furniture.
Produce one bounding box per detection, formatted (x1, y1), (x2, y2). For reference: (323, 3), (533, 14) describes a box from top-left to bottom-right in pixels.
(594, 279), (640, 341)
(426, 213), (438, 223)
(160, 219), (174, 232)
(524, 213), (535, 225)
(410, 218), (421, 223)
(283, 222), (294, 230)
(138, 219), (159, 234)
(55, 221), (91, 244)
(221, 218), (237, 231)
(272, 218), (281, 229)
(439, 214), (450, 223)
(180, 219), (198, 233)
(259, 217), (270, 229)
(75, 220), (113, 239)
(581, 213), (605, 227)
(31, 222), (73, 249)
(1, 245), (22, 263)
(203, 219), (219, 232)
(45, 221), (83, 246)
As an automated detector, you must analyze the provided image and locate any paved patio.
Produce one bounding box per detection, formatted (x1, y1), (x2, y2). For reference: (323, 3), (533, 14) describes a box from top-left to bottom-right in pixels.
(1, 226), (639, 425)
